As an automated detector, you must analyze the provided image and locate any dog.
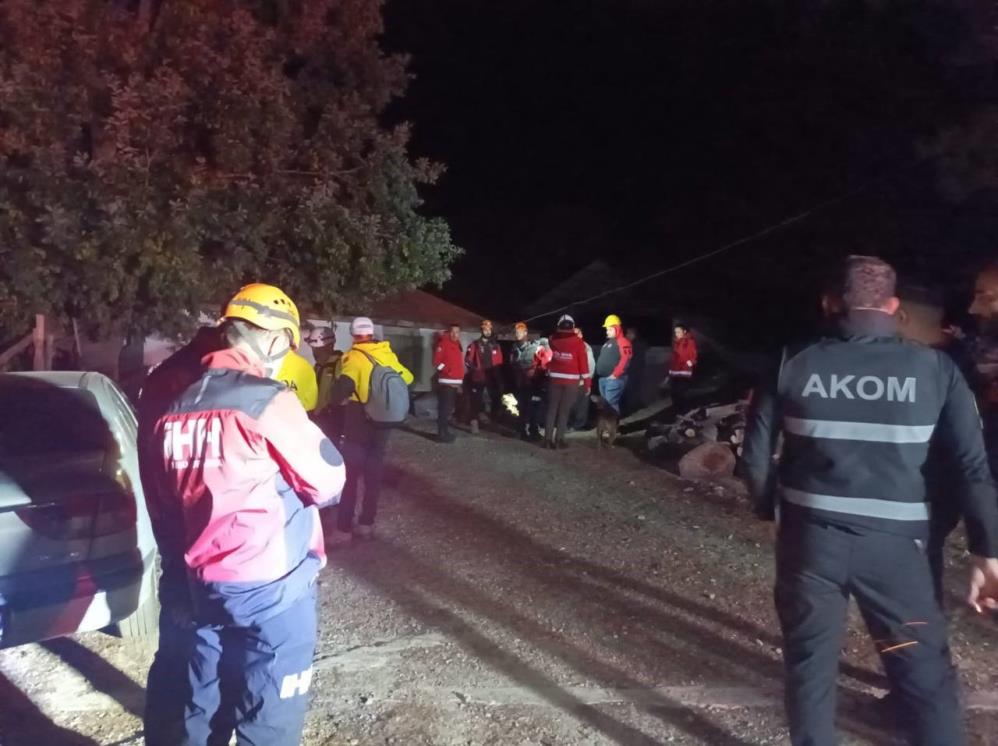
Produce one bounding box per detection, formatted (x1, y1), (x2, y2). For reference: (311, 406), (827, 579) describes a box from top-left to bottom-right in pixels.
(591, 394), (620, 449)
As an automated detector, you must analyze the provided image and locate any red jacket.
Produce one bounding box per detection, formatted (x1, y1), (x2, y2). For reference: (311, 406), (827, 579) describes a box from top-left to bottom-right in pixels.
(595, 326), (633, 379)
(145, 348), (345, 626)
(433, 335), (465, 386)
(670, 336), (698, 377)
(465, 336), (503, 383)
(548, 330), (589, 386)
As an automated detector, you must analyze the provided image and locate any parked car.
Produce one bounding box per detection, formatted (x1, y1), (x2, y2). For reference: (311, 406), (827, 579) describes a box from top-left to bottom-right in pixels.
(0, 371), (158, 648)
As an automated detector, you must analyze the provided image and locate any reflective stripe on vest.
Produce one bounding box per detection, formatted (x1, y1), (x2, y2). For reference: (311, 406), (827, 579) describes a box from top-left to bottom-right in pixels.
(439, 377), (463, 385)
(782, 486), (930, 521)
(550, 372), (581, 380)
(669, 370), (692, 377)
(784, 417), (934, 444)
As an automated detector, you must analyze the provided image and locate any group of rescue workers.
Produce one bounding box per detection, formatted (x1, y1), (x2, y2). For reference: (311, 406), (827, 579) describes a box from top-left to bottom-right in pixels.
(433, 313), (699, 448)
(131, 255), (998, 746)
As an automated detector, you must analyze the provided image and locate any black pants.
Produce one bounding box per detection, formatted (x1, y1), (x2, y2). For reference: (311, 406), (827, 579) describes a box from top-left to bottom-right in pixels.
(569, 385), (591, 429)
(514, 379), (545, 437)
(776, 513), (963, 746)
(437, 385), (458, 438)
(545, 384), (578, 445)
(927, 499), (961, 607)
(338, 417), (391, 532)
(469, 368), (504, 423)
(670, 375), (693, 413)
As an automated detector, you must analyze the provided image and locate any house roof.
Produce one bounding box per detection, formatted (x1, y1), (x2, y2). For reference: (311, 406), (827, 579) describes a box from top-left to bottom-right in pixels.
(338, 289), (485, 331)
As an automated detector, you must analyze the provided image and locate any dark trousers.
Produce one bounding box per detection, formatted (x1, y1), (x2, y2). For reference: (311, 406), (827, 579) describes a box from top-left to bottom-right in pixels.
(178, 587), (318, 746)
(146, 611), (199, 746)
(146, 568), (204, 746)
(569, 385), (591, 429)
(437, 384), (458, 438)
(776, 514), (963, 746)
(338, 418), (391, 531)
(515, 379), (545, 437)
(670, 375), (693, 413)
(469, 368), (504, 423)
(927, 500), (961, 607)
(545, 384), (578, 445)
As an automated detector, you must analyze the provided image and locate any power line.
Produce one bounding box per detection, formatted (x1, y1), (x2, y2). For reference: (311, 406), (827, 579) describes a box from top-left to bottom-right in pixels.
(523, 157), (933, 323)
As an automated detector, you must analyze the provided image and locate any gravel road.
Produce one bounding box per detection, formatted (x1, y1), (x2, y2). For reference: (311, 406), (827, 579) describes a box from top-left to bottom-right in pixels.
(2, 422), (998, 745)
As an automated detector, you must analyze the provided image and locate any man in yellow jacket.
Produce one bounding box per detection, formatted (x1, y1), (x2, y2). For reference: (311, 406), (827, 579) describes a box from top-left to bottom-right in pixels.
(326, 317), (413, 544)
(276, 349), (319, 411)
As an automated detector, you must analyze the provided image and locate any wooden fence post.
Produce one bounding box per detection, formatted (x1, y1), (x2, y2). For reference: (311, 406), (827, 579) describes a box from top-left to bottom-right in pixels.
(32, 314), (46, 371)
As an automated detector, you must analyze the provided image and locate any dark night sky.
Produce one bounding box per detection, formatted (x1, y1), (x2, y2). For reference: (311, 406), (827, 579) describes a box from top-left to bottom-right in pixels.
(382, 0), (998, 346)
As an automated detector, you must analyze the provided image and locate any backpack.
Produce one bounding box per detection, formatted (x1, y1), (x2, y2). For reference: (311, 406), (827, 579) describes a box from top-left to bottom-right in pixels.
(357, 349), (410, 425)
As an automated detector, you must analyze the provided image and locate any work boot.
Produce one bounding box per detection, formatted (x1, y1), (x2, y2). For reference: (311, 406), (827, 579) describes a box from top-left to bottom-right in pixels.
(354, 524), (375, 540)
(327, 529), (353, 548)
(470, 419), (480, 435)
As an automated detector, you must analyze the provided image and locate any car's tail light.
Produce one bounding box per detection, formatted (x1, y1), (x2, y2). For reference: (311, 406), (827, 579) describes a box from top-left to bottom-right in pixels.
(93, 466), (137, 537)
(15, 494), (94, 540)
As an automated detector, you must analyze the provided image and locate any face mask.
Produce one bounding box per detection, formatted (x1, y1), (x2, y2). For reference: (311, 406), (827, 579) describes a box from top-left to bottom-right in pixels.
(265, 350), (290, 380)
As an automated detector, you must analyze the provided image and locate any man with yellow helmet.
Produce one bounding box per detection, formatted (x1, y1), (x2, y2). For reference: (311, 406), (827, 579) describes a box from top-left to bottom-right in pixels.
(595, 313), (633, 415)
(139, 282), (345, 746)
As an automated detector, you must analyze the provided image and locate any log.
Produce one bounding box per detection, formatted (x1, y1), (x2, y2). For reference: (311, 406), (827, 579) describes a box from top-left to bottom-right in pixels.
(678, 442), (736, 480)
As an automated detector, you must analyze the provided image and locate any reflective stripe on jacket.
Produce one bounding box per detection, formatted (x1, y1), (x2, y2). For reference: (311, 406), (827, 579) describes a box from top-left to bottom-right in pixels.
(670, 337), (698, 377)
(548, 330), (589, 386)
(741, 310), (998, 556)
(434, 335), (465, 386)
(148, 348), (346, 626)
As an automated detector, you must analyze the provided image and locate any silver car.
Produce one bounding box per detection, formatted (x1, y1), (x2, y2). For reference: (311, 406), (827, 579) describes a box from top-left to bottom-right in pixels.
(0, 371), (159, 648)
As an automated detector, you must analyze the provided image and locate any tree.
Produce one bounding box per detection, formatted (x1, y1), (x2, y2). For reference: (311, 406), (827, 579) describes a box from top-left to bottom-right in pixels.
(0, 0), (460, 338)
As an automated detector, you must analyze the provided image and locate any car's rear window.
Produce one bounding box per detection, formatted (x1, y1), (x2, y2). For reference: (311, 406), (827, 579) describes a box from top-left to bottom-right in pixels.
(0, 379), (110, 457)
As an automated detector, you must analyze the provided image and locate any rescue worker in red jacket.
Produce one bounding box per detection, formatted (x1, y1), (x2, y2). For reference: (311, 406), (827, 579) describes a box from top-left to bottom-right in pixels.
(465, 318), (504, 433)
(669, 322), (698, 412)
(545, 314), (589, 449)
(595, 313), (633, 415)
(433, 323), (465, 443)
(141, 283), (346, 746)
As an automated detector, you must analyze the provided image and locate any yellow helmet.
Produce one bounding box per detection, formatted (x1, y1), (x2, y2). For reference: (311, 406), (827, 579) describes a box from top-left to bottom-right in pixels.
(223, 283), (302, 349)
(603, 313), (622, 328)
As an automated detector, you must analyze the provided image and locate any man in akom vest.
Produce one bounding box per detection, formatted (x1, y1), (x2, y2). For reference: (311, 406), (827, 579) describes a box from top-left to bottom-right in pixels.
(743, 256), (998, 746)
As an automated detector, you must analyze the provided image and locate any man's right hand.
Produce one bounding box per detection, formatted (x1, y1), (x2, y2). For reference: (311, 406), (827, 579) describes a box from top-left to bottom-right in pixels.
(968, 556), (998, 613)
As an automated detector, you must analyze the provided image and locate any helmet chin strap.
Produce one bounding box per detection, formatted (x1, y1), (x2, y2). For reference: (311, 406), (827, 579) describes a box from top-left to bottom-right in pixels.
(230, 324), (292, 377)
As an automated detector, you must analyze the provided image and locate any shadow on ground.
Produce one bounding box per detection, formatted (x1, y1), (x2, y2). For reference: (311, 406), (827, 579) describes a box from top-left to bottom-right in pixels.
(331, 459), (890, 745)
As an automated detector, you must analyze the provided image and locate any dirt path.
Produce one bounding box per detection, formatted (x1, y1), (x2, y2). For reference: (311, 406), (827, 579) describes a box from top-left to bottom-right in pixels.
(3, 423), (998, 745)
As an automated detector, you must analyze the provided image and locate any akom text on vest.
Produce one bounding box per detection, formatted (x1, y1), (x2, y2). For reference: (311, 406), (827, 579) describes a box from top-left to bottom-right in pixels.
(801, 374), (916, 402)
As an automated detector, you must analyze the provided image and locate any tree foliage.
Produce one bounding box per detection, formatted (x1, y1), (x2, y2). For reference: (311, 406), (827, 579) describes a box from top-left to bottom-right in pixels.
(0, 0), (459, 337)
(922, 106), (998, 204)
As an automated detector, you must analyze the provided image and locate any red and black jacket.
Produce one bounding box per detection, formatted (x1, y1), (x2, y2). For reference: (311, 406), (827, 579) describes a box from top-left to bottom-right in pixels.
(143, 348), (345, 626)
(433, 335), (465, 386)
(670, 336), (698, 377)
(465, 336), (503, 383)
(595, 326), (633, 378)
(548, 330), (589, 386)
